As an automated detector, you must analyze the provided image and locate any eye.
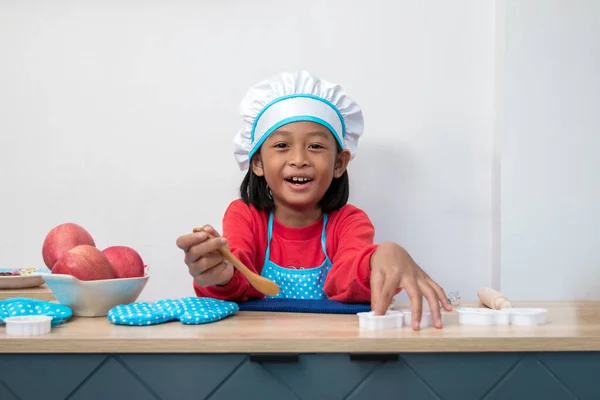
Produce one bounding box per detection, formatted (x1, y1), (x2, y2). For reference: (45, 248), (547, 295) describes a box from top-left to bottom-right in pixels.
(308, 143), (327, 151)
(273, 142), (288, 149)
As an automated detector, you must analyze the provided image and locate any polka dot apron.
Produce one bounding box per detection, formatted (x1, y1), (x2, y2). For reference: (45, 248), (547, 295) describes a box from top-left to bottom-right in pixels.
(260, 211), (332, 300)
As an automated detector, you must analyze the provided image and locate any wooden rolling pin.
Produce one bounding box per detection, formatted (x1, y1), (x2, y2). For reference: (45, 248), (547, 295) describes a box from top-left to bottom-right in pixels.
(477, 287), (512, 310)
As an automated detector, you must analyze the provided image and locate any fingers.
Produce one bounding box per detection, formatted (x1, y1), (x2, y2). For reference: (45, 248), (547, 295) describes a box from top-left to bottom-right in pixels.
(403, 276), (423, 330)
(176, 232), (207, 253)
(370, 269), (386, 315)
(374, 276), (442, 332)
(187, 251), (224, 276)
(185, 236), (227, 265)
(418, 279), (443, 329)
(178, 224), (232, 287)
(193, 260), (231, 286)
(193, 225), (220, 235)
(178, 223), (227, 265)
(378, 270), (400, 315)
(368, 242), (451, 331)
(181, 224), (222, 251)
(428, 277), (453, 312)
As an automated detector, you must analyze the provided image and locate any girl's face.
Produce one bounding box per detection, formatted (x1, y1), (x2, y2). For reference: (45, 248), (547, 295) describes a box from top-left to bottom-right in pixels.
(252, 121), (350, 212)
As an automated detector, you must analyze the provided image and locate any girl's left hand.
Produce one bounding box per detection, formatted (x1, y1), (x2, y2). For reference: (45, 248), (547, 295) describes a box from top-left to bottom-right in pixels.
(369, 242), (452, 330)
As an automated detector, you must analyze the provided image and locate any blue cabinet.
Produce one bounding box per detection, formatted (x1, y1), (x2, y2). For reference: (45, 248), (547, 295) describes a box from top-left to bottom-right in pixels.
(1, 352), (598, 399)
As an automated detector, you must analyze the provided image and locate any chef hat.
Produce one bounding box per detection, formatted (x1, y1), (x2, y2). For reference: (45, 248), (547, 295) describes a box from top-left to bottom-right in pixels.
(233, 70), (364, 171)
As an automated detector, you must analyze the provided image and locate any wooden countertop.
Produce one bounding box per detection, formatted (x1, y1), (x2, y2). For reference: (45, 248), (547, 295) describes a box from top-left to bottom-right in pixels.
(1, 301), (599, 353)
(0, 284), (55, 301)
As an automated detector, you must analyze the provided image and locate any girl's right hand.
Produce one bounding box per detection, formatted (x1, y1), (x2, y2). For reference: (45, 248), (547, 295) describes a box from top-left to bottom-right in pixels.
(175, 225), (234, 286)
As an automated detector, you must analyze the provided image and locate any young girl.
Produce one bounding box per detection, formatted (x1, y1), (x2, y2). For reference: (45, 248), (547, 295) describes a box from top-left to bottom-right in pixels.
(176, 71), (451, 330)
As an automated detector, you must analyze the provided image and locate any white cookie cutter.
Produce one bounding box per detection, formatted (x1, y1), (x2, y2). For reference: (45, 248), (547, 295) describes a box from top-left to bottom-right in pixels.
(510, 308), (548, 326)
(456, 308), (509, 325)
(396, 309), (433, 329)
(357, 310), (404, 330)
(457, 307), (547, 326)
(4, 315), (53, 336)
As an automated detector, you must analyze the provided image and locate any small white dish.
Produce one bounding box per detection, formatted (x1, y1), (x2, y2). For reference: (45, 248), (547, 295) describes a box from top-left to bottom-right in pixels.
(457, 307), (548, 326)
(357, 310), (404, 330)
(510, 308), (547, 326)
(40, 267), (150, 317)
(4, 315), (53, 336)
(457, 307), (496, 325)
(493, 309), (512, 325)
(456, 307), (512, 325)
(397, 309), (433, 328)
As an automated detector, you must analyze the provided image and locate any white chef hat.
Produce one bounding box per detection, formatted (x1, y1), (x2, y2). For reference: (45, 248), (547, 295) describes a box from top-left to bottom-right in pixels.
(233, 70), (364, 171)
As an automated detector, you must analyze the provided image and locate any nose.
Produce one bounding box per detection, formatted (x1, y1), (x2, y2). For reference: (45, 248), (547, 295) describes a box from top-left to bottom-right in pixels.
(288, 146), (309, 167)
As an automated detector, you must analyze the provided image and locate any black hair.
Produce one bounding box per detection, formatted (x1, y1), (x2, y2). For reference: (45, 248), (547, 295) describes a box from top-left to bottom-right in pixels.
(240, 146), (350, 214)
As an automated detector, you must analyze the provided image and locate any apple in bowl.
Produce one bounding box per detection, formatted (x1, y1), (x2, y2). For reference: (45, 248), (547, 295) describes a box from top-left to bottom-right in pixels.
(40, 223), (150, 317)
(52, 245), (115, 281)
(40, 266), (150, 317)
(102, 246), (145, 279)
(42, 223), (95, 271)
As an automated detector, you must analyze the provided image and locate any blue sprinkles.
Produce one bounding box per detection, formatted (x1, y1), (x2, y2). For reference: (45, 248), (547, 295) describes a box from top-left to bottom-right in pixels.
(107, 297), (239, 326)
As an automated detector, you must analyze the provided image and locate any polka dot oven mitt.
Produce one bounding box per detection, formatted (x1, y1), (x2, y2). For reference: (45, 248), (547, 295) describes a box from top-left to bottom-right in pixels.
(107, 297), (239, 326)
(0, 297), (72, 327)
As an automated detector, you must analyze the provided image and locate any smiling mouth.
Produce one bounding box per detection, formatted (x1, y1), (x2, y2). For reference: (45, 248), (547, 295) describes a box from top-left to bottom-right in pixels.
(285, 177), (313, 185)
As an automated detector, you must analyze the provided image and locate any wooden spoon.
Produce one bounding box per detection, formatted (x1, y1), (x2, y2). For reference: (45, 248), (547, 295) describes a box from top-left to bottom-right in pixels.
(192, 227), (280, 296)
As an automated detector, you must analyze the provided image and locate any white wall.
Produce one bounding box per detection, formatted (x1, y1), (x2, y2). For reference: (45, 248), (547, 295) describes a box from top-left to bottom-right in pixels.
(0, 0), (495, 302)
(500, 0), (600, 300)
(3, 1), (596, 304)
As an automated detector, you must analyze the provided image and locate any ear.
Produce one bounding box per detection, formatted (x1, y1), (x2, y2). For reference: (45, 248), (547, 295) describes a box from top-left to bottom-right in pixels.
(251, 155), (265, 177)
(333, 149), (351, 178)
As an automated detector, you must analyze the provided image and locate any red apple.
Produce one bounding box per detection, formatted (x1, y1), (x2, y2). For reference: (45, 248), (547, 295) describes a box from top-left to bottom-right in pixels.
(52, 245), (114, 281)
(42, 223), (96, 270)
(102, 246), (145, 278)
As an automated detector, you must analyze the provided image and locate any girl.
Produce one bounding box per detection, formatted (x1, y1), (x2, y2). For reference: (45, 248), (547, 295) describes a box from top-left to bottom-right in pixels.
(176, 71), (452, 330)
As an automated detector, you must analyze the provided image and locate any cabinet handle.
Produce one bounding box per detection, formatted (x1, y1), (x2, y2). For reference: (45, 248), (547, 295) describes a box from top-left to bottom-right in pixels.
(350, 353), (398, 362)
(249, 354), (299, 363)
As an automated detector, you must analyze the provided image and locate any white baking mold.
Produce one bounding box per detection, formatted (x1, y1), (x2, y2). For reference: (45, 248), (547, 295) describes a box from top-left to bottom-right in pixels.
(4, 315), (53, 336)
(509, 308), (548, 326)
(396, 309), (433, 329)
(457, 307), (547, 326)
(357, 310), (404, 330)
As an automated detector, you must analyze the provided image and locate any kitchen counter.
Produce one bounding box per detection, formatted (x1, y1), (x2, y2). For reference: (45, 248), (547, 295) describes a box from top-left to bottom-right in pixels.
(1, 301), (599, 399)
(1, 301), (600, 353)
(0, 284), (55, 301)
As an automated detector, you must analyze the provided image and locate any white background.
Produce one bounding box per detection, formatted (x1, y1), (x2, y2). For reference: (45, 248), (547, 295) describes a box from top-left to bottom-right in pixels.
(1, 1), (598, 302)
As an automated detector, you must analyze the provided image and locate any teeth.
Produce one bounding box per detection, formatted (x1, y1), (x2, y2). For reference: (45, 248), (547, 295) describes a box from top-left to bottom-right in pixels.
(291, 177), (310, 182)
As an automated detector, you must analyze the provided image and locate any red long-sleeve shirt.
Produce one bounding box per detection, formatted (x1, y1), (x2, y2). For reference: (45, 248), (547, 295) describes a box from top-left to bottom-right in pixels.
(193, 199), (379, 303)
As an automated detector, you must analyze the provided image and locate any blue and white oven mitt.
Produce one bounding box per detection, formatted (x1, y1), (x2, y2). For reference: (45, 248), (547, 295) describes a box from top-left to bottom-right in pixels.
(107, 297), (239, 326)
(0, 297), (72, 327)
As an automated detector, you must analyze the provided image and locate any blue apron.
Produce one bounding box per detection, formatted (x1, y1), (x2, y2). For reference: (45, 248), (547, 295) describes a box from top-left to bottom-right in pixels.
(260, 211), (332, 299)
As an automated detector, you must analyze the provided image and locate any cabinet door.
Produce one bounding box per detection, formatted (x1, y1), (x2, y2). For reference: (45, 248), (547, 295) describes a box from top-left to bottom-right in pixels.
(1, 352), (598, 400)
(0, 354), (109, 400)
(348, 352), (583, 400)
(255, 354), (378, 400)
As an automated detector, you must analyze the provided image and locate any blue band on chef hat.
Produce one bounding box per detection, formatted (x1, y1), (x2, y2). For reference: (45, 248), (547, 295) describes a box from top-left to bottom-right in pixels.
(248, 94), (346, 161)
